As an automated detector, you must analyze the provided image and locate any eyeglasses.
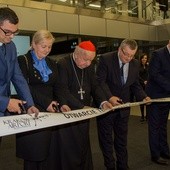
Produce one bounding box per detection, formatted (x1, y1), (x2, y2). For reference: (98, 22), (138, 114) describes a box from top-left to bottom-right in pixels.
(121, 48), (134, 59)
(0, 27), (19, 36)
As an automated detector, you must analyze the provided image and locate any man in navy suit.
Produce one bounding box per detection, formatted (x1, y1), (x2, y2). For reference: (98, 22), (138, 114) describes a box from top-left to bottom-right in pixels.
(0, 7), (39, 117)
(96, 39), (150, 170)
(146, 40), (170, 165)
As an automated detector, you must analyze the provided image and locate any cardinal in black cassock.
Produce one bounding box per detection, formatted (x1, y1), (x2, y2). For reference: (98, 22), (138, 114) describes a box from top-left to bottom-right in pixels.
(55, 41), (112, 170)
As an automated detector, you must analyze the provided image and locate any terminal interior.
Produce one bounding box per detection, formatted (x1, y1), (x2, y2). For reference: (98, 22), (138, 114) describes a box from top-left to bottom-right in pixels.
(0, 0), (170, 169)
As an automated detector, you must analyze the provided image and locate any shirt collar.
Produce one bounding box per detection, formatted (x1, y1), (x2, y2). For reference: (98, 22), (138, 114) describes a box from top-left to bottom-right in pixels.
(118, 53), (124, 67)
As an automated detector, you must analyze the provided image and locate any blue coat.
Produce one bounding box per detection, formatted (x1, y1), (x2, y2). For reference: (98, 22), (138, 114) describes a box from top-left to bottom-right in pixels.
(0, 41), (34, 115)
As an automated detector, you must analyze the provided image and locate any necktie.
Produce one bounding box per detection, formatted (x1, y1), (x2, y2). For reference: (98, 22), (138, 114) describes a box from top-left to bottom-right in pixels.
(120, 63), (125, 85)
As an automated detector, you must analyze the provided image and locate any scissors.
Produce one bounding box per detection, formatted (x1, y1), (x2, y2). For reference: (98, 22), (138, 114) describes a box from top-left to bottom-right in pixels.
(52, 104), (60, 112)
(19, 103), (27, 114)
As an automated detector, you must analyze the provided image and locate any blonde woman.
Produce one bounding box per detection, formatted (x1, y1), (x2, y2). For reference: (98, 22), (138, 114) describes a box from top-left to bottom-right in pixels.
(16, 30), (61, 170)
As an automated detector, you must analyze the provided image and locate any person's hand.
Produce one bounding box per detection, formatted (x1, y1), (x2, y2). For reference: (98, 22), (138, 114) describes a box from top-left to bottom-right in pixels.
(47, 101), (59, 113)
(109, 96), (123, 106)
(101, 101), (113, 111)
(27, 106), (39, 117)
(143, 96), (151, 105)
(7, 99), (26, 114)
(60, 105), (71, 112)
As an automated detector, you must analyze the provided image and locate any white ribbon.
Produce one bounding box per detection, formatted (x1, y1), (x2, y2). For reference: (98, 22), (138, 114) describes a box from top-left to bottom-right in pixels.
(0, 97), (170, 137)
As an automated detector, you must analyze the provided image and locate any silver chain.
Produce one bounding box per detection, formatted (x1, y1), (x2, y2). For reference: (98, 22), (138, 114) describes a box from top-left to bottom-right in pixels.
(70, 55), (84, 90)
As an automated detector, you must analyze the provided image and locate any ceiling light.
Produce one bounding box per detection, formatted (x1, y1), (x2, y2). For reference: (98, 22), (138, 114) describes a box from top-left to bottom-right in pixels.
(88, 4), (101, 8)
(58, 0), (67, 2)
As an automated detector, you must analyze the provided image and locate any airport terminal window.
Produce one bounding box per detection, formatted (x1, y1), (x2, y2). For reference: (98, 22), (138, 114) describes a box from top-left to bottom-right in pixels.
(49, 38), (78, 56)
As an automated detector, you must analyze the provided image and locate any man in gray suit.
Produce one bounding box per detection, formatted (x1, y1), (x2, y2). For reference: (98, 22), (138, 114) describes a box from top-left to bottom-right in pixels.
(96, 39), (150, 170)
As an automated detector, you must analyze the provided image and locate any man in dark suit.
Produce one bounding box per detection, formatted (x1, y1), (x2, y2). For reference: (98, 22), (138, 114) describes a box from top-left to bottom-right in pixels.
(146, 40), (170, 166)
(96, 39), (150, 170)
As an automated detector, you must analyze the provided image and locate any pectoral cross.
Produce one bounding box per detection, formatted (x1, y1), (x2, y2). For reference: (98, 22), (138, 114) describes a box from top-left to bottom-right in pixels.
(78, 88), (85, 100)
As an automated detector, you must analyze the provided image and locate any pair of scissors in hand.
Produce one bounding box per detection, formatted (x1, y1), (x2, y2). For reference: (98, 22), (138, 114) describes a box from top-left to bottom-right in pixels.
(19, 103), (27, 114)
(52, 104), (60, 112)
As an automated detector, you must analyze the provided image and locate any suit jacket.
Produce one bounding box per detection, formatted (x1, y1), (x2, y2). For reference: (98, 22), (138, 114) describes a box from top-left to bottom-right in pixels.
(146, 46), (170, 98)
(0, 42), (34, 115)
(96, 51), (147, 117)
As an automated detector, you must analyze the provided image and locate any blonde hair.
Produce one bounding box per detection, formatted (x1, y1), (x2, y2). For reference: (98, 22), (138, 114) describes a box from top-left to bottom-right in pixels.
(31, 29), (55, 46)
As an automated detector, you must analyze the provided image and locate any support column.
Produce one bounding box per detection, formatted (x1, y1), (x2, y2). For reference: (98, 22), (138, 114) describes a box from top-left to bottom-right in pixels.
(145, 0), (154, 20)
(138, 0), (142, 19)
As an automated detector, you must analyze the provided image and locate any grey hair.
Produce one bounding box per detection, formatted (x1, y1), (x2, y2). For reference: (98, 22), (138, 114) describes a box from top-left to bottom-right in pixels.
(120, 39), (138, 50)
(74, 45), (96, 57)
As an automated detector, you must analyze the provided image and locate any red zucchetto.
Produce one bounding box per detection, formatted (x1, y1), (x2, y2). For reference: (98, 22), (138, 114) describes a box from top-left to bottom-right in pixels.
(79, 41), (96, 52)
